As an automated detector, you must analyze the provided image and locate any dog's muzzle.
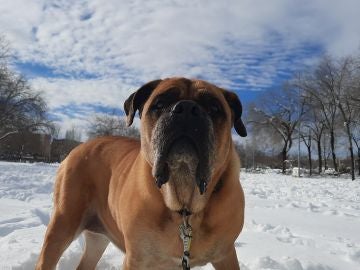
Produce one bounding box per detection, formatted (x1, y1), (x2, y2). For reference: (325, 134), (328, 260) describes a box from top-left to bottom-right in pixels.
(152, 100), (214, 195)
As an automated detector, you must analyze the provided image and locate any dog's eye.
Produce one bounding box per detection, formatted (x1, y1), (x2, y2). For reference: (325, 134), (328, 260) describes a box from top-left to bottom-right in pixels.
(209, 103), (221, 116)
(152, 100), (165, 110)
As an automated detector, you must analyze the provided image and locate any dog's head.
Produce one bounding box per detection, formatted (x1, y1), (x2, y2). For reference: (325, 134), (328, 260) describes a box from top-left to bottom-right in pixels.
(124, 77), (246, 213)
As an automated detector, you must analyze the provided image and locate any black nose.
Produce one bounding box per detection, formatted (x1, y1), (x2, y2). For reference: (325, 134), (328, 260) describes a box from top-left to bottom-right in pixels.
(171, 100), (200, 117)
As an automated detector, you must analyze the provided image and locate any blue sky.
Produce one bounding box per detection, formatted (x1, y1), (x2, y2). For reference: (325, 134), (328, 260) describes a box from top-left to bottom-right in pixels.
(1, 0), (360, 138)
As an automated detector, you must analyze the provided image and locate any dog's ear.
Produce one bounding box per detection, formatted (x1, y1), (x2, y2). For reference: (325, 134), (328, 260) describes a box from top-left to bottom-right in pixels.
(222, 90), (247, 137)
(124, 80), (162, 126)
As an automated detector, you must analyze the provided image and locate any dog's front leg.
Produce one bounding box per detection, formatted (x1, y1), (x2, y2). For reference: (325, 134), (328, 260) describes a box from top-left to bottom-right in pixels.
(211, 246), (240, 270)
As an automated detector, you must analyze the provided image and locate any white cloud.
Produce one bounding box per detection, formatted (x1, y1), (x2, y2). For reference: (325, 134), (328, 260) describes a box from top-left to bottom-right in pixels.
(1, 0), (358, 83)
(29, 77), (136, 139)
(31, 77), (135, 109)
(1, 0), (360, 137)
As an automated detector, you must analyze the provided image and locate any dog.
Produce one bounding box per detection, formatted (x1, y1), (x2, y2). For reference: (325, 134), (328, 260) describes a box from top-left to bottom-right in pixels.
(35, 77), (247, 270)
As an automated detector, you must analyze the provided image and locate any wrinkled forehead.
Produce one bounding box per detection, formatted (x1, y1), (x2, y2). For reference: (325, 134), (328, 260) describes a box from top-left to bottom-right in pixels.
(152, 78), (225, 100)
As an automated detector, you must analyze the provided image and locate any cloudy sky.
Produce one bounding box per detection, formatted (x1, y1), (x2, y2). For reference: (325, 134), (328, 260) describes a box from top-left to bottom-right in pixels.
(1, 0), (360, 138)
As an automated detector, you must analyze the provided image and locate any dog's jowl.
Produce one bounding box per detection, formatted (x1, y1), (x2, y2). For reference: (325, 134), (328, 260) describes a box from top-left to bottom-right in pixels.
(36, 77), (247, 270)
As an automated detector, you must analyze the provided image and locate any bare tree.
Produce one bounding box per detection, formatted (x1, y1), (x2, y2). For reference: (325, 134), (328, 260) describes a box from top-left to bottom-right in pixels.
(304, 109), (327, 174)
(0, 36), (52, 140)
(353, 125), (360, 176)
(297, 80), (330, 174)
(297, 55), (360, 179)
(351, 92), (360, 176)
(246, 52), (360, 178)
(335, 56), (358, 180)
(295, 56), (341, 172)
(248, 84), (305, 173)
(349, 54), (360, 106)
(0, 71), (52, 140)
(300, 126), (313, 175)
(87, 113), (139, 139)
(315, 56), (358, 180)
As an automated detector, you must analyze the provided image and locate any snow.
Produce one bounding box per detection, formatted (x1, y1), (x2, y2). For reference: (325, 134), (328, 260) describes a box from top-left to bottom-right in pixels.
(0, 161), (359, 270)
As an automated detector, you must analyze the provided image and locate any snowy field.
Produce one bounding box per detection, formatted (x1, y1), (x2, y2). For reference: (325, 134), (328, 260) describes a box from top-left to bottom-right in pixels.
(0, 161), (359, 270)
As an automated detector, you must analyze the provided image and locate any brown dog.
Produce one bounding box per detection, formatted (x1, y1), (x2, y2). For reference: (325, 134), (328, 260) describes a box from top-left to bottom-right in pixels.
(36, 77), (247, 270)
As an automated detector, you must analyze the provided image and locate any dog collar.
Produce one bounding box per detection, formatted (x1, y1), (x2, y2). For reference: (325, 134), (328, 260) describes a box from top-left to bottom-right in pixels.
(179, 209), (192, 270)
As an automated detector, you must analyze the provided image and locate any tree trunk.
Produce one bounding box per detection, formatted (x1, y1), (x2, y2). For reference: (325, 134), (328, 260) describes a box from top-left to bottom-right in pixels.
(344, 124), (355, 180)
(348, 145), (355, 180)
(307, 145), (312, 176)
(358, 148), (360, 176)
(317, 139), (322, 174)
(324, 156), (328, 170)
(330, 130), (338, 171)
(349, 145), (355, 181)
(281, 145), (287, 174)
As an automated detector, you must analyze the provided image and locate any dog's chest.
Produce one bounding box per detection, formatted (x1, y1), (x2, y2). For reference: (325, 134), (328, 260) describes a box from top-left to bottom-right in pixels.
(137, 221), (224, 268)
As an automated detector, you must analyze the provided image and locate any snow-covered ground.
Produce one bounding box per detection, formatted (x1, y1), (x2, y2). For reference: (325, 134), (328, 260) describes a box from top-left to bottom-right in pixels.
(0, 161), (359, 270)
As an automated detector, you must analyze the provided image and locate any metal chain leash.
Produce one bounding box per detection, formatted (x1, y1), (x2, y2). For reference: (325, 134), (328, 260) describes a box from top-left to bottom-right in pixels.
(179, 210), (192, 270)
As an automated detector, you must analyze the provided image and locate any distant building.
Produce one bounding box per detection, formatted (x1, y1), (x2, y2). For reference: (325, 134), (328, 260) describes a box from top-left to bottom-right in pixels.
(0, 132), (51, 162)
(0, 132), (82, 163)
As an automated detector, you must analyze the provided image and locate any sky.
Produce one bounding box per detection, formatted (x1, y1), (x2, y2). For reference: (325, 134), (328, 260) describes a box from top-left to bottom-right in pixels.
(1, 0), (360, 139)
